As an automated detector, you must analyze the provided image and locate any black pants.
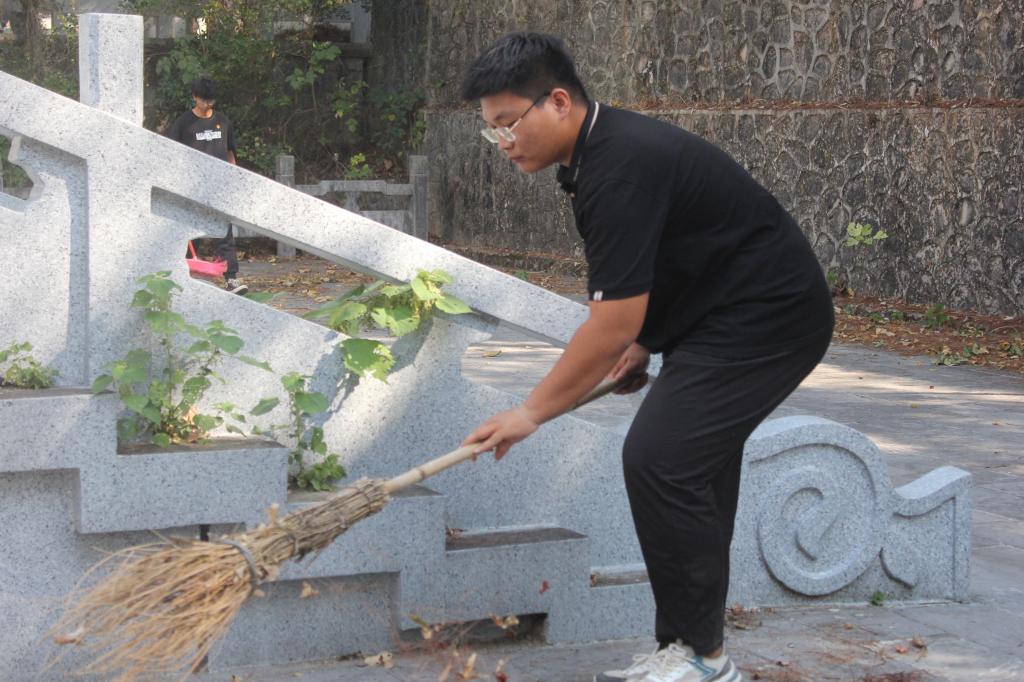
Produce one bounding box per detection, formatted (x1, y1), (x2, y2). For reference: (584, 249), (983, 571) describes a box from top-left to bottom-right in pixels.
(622, 331), (831, 655)
(215, 224), (239, 280)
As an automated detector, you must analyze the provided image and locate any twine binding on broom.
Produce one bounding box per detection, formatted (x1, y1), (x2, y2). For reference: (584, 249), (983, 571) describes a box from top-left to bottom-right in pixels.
(215, 539), (261, 589)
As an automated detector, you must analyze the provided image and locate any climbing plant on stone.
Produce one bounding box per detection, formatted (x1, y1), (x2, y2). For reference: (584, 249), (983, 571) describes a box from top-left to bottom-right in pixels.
(91, 272), (275, 447)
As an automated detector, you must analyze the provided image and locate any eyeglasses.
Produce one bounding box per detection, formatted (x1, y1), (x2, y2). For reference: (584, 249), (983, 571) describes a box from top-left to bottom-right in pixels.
(480, 92), (549, 144)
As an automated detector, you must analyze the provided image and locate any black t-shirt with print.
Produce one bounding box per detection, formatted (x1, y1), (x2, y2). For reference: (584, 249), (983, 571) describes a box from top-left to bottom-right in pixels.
(166, 110), (236, 162)
(556, 103), (834, 357)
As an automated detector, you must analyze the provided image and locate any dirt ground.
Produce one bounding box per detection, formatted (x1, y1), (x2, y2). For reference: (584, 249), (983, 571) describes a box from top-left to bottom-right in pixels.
(225, 240), (1023, 377)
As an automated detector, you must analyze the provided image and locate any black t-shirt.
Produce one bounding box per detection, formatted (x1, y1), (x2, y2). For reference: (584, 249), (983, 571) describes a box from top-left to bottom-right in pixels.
(166, 110), (236, 162)
(557, 102), (834, 356)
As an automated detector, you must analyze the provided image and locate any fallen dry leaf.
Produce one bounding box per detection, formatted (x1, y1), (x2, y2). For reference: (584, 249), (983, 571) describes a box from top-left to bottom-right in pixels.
(539, 580), (551, 595)
(490, 614), (519, 630)
(299, 581), (319, 599)
(494, 658), (508, 682)
(482, 350), (502, 358)
(911, 636), (927, 649)
(458, 652), (478, 680)
(364, 651), (394, 668)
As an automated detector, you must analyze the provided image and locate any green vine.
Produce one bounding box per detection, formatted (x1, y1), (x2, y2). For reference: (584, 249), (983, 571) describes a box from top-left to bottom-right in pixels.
(0, 342), (58, 389)
(94, 268), (470, 491)
(91, 272), (274, 447)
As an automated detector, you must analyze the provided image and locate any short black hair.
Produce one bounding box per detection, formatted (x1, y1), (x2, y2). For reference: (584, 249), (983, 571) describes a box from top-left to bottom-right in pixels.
(461, 32), (588, 103)
(191, 77), (217, 101)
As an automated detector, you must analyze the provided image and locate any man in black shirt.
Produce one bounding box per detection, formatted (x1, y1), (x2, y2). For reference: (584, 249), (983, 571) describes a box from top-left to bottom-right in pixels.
(166, 77), (247, 295)
(460, 34), (833, 682)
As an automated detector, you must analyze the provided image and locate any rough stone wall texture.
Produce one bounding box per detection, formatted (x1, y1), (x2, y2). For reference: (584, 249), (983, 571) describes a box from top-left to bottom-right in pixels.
(417, 0), (1024, 105)
(371, 0), (1024, 314)
(367, 0), (429, 94)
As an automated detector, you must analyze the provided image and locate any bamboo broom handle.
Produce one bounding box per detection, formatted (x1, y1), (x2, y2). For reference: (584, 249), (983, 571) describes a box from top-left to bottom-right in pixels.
(383, 375), (640, 494)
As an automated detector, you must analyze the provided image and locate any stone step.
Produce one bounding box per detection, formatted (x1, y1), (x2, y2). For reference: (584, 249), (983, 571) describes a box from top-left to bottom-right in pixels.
(210, 484), (447, 669)
(0, 388), (290, 534)
(444, 526), (590, 626)
(0, 388), (104, 473)
(81, 436), (289, 533)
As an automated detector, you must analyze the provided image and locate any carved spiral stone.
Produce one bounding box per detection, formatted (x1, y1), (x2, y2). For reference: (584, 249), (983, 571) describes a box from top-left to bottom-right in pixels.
(753, 443), (891, 596)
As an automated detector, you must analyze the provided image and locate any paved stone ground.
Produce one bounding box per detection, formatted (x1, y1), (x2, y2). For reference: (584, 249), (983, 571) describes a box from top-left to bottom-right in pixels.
(194, 262), (1024, 681)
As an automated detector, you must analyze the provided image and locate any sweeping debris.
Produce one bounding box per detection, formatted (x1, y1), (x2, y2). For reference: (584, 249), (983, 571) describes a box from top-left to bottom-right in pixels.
(49, 377), (633, 680)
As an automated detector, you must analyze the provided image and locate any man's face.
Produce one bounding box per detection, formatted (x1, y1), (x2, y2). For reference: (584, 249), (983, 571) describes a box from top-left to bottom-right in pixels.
(479, 91), (561, 174)
(193, 95), (214, 114)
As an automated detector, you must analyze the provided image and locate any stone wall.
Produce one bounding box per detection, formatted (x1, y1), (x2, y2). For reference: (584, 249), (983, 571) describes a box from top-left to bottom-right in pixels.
(370, 0), (1024, 314)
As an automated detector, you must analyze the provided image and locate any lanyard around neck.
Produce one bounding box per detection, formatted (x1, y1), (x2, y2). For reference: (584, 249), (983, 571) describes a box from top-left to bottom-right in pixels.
(563, 101), (600, 196)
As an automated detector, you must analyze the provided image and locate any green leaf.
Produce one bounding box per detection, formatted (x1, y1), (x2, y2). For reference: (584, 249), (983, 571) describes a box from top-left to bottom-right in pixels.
(281, 372), (306, 393)
(341, 338), (395, 381)
(250, 397), (280, 416)
(410, 274), (441, 301)
(187, 340), (214, 354)
(117, 417), (139, 442)
(182, 376), (210, 404)
(91, 375), (113, 393)
(140, 405), (162, 425)
(326, 302), (367, 330)
(144, 310), (186, 334)
(435, 295), (471, 315)
(123, 394), (150, 414)
(238, 355), (272, 372)
(372, 305), (421, 336)
(122, 365), (149, 384)
(193, 414), (220, 433)
(148, 380), (170, 405)
(152, 432), (171, 448)
(420, 269), (453, 285)
(209, 333), (244, 355)
(145, 276), (181, 298)
(380, 284), (411, 298)
(225, 424), (245, 435)
(131, 290), (154, 307)
(295, 391), (329, 415)
(310, 426), (327, 455)
(126, 349), (151, 369)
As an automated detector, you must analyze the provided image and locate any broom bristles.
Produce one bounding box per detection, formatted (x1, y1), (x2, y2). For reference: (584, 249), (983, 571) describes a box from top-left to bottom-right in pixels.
(49, 478), (389, 680)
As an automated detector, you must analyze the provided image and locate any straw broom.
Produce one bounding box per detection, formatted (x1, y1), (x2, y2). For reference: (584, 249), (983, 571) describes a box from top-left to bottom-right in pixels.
(50, 377), (635, 680)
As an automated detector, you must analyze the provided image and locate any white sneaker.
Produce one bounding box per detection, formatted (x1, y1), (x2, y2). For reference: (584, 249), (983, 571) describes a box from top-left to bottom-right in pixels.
(594, 643), (667, 681)
(637, 643), (741, 682)
(224, 278), (249, 296)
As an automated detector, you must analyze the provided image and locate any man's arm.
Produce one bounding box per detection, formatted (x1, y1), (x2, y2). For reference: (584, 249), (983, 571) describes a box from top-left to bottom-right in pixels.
(462, 293), (648, 458)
